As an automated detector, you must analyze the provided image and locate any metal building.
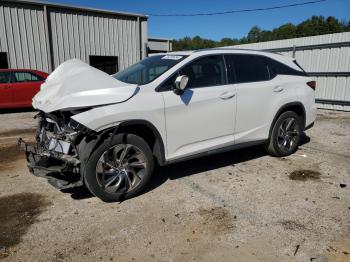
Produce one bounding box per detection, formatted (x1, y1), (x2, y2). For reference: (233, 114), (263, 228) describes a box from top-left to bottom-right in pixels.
(148, 37), (173, 54)
(226, 32), (350, 111)
(0, 0), (148, 74)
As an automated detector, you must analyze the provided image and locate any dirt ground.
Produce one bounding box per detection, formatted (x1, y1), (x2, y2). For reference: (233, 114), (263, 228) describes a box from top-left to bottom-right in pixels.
(0, 109), (349, 262)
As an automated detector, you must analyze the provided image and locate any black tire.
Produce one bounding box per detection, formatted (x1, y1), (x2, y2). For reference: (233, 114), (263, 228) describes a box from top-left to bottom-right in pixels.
(83, 133), (154, 202)
(265, 111), (302, 157)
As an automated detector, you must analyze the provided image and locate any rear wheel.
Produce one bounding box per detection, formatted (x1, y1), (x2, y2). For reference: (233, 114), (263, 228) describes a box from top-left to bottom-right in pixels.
(265, 111), (301, 157)
(83, 133), (154, 202)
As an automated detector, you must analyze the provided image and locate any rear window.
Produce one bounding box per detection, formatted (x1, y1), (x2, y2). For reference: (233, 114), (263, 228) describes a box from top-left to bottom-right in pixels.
(231, 55), (269, 83)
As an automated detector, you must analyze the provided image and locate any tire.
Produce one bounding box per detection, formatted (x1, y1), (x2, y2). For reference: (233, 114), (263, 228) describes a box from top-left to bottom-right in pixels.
(265, 111), (302, 157)
(83, 133), (154, 202)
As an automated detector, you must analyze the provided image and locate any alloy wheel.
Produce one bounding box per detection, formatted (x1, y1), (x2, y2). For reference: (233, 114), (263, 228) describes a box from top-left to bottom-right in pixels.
(277, 117), (299, 153)
(95, 143), (147, 194)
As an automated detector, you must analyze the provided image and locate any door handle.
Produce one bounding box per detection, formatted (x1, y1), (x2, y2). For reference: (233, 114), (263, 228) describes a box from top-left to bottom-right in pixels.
(219, 92), (236, 100)
(273, 86), (284, 92)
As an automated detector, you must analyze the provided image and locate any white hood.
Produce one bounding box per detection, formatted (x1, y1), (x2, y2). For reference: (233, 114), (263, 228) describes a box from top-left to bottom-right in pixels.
(33, 59), (139, 112)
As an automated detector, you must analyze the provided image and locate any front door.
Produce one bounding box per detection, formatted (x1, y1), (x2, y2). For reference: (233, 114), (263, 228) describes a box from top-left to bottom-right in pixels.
(161, 55), (236, 160)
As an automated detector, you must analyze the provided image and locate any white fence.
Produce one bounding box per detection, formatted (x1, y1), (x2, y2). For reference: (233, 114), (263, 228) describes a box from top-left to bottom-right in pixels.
(226, 32), (350, 111)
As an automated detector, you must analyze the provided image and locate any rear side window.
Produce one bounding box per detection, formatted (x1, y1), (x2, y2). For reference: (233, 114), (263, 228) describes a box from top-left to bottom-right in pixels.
(231, 55), (269, 83)
(12, 72), (43, 83)
(0, 72), (10, 84)
(267, 58), (308, 77)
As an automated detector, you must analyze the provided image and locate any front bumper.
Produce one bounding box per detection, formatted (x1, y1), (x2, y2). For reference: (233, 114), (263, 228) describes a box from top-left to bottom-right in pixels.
(18, 138), (83, 189)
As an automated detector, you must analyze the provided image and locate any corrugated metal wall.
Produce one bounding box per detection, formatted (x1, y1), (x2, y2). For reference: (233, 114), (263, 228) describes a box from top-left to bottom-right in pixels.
(227, 32), (350, 111)
(49, 9), (141, 71)
(148, 38), (172, 53)
(0, 1), (148, 73)
(0, 2), (51, 72)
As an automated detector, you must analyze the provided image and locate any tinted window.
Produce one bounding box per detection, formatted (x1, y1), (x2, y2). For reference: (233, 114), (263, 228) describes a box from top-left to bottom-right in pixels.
(232, 55), (269, 83)
(13, 72), (42, 83)
(158, 72), (178, 91)
(224, 55), (236, 84)
(0, 72), (10, 84)
(114, 55), (187, 85)
(182, 55), (226, 88)
(158, 55), (226, 91)
(267, 58), (308, 77)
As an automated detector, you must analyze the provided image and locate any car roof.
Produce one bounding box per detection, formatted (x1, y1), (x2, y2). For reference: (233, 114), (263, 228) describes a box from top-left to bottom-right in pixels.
(162, 48), (301, 72)
(164, 48), (279, 56)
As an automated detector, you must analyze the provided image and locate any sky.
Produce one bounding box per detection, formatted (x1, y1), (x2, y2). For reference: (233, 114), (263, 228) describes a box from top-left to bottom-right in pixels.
(45, 0), (350, 40)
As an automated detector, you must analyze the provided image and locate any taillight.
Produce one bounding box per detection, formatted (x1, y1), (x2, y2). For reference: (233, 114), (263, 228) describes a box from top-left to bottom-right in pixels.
(307, 81), (316, 90)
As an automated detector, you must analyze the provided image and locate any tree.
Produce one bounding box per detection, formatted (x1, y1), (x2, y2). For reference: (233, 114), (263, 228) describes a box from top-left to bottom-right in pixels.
(274, 23), (297, 39)
(172, 16), (350, 51)
(247, 26), (262, 43)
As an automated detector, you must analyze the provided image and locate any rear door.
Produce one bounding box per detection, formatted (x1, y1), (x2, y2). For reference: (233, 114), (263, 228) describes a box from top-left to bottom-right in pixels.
(226, 54), (282, 143)
(11, 71), (44, 107)
(0, 72), (12, 108)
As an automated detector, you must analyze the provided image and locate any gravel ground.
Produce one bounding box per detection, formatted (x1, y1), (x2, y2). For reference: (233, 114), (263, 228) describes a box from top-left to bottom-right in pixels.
(0, 109), (349, 262)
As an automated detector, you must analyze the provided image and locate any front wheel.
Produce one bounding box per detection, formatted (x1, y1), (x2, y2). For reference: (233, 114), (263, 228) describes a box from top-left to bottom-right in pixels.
(83, 134), (154, 202)
(265, 111), (302, 157)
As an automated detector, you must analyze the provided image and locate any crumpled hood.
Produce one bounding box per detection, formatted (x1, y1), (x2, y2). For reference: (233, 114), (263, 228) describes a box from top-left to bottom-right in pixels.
(33, 59), (139, 112)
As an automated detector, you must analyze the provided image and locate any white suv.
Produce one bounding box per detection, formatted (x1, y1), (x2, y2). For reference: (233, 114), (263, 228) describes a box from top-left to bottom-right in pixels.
(19, 49), (316, 202)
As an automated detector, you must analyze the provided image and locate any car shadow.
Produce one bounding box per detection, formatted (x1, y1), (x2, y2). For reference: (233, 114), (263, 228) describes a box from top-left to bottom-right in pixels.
(60, 186), (94, 200)
(143, 132), (311, 195)
(61, 133), (311, 201)
(143, 144), (266, 194)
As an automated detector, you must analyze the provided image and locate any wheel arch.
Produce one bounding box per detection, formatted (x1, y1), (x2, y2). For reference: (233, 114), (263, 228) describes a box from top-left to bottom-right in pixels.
(269, 102), (306, 139)
(110, 120), (166, 166)
(77, 120), (166, 170)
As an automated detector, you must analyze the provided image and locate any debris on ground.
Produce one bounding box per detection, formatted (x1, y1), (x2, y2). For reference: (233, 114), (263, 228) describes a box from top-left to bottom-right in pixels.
(294, 244), (300, 256)
(289, 170), (321, 181)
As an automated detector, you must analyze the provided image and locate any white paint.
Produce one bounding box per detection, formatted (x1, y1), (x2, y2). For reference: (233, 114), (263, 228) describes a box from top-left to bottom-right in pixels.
(33, 59), (138, 112)
(34, 49), (315, 162)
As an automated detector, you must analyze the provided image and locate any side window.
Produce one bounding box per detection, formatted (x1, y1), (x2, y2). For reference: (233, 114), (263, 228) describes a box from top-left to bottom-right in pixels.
(181, 55), (226, 88)
(224, 55), (236, 84)
(158, 72), (178, 91)
(12, 72), (42, 83)
(0, 72), (10, 84)
(158, 55), (227, 91)
(267, 58), (308, 77)
(232, 55), (269, 83)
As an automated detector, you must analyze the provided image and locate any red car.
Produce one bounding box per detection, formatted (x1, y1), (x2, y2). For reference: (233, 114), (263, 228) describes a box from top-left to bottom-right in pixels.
(0, 69), (48, 109)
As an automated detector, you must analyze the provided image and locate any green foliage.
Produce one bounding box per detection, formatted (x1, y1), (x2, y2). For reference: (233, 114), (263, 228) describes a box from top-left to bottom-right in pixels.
(172, 16), (350, 51)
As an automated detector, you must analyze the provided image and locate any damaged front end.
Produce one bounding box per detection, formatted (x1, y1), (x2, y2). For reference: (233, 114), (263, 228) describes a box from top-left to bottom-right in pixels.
(18, 110), (91, 189)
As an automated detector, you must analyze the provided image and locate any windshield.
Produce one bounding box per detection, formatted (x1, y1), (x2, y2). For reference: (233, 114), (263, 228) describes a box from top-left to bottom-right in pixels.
(113, 55), (187, 85)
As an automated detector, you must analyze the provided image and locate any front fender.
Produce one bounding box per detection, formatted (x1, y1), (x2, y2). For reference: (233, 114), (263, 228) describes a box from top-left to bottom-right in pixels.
(71, 91), (168, 161)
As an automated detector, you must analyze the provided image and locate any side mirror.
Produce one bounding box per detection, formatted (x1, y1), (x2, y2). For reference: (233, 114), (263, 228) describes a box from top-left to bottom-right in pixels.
(173, 75), (189, 95)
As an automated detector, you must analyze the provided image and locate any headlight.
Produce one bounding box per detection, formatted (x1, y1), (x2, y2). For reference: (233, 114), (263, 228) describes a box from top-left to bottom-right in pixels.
(68, 119), (81, 130)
